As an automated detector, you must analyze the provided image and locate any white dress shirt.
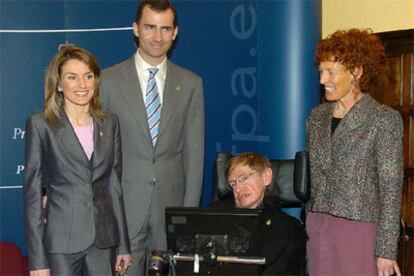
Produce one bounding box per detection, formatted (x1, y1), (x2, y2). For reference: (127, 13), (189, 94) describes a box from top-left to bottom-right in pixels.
(134, 49), (167, 105)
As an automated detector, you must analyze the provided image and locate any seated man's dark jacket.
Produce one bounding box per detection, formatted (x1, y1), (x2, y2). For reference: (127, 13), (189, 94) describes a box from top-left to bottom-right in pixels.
(209, 196), (307, 276)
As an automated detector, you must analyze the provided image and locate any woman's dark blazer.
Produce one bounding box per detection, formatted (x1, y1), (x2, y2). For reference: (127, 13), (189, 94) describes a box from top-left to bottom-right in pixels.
(306, 94), (404, 260)
(24, 110), (130, 270)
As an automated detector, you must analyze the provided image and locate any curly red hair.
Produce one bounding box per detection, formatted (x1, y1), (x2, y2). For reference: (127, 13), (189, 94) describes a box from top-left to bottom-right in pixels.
(316, 28), (386, 93)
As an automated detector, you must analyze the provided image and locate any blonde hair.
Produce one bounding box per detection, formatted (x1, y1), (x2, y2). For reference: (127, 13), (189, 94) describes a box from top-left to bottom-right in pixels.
(44, 45), (105, 125)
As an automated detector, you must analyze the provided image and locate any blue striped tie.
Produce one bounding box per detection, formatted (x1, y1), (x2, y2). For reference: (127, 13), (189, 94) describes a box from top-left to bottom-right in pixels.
(145, 68), (161, 146)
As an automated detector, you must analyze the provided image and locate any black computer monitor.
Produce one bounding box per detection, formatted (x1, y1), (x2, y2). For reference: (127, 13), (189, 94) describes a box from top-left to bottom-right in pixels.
(165, 207), (264, 275)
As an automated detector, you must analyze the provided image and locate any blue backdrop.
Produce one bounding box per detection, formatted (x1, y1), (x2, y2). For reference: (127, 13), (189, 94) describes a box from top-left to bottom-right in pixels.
(0, 0), (320, 255)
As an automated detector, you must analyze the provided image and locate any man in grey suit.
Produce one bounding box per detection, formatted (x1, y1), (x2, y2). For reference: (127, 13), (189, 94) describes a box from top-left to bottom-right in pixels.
(100, 0), (205, 274)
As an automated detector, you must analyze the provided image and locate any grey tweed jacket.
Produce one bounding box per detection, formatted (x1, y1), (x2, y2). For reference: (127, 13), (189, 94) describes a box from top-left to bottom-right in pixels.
(306, 94), (403, 260)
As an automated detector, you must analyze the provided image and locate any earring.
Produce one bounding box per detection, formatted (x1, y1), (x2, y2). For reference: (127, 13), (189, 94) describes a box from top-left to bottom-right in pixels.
(58, 87), (63, 93)
(350, 78), (360, 91)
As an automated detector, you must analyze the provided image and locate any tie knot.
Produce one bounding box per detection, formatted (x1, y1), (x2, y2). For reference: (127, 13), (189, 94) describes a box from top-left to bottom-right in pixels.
(148, 68), (158, 78)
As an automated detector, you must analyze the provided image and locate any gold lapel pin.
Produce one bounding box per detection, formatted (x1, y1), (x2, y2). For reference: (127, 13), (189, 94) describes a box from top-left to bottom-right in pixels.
(176, 85), (181, 92)
(266, 219), (272, 226)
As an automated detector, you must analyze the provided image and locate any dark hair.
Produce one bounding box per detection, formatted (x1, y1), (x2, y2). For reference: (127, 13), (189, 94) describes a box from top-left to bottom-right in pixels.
(226, 152), (274, 195)
(44, 45), (105, 125)
(135, 0), (178, 27)
(315, 28), (386, 93)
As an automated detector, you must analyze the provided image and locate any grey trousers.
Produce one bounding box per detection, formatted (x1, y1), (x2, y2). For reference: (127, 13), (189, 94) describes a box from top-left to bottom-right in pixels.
(127, 200), (167, 276)
(48, 244), (116, 276)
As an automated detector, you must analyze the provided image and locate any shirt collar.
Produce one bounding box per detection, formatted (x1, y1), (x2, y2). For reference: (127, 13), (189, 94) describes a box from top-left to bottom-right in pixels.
(135, 49), (167, 80)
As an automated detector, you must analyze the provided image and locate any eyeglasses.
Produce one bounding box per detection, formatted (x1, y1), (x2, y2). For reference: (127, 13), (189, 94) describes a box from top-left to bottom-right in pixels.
(228, 171), (256, 189)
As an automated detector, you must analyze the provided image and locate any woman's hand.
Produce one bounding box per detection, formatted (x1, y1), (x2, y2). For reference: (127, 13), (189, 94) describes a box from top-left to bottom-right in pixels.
(115, 253), (132, 275)
(42, 195), (48, 224)
(30, 269), (51, 276)
(377, 257), (401, 276)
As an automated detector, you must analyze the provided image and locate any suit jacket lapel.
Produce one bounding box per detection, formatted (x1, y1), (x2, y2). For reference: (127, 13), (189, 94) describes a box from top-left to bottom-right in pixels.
(119, 57), (151, 142)
(91, 117), (105, 170)
(332, 94), (370, 141)
(316, 104), (334, 174)
(158, 61), (180, 139)
(59, 110), (90, 166)
(312, 95), (373, 178)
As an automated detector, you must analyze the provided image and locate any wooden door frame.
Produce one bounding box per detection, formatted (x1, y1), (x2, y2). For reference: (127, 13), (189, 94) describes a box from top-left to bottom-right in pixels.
(376, 28), (414, 276)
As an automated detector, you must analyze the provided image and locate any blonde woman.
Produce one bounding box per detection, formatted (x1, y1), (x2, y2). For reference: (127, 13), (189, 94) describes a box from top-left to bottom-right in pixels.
(24, 46), (131, 276)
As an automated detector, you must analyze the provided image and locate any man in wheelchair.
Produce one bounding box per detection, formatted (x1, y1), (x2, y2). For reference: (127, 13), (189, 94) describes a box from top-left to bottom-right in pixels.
(210, 152), (307, 275)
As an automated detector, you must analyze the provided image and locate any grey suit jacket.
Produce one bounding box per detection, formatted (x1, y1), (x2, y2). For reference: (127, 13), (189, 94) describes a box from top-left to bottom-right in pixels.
(100, 56), (205, 240)
(24, 111), (130, 270)
(306, 94), (404, 259)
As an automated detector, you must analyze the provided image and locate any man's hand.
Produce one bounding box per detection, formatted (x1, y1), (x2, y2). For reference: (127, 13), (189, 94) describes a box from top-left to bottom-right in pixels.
(377, 257), (401, 276)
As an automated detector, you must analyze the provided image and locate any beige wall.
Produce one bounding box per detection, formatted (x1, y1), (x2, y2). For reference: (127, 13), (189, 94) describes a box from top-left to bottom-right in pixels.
(322, 0), (414, 38)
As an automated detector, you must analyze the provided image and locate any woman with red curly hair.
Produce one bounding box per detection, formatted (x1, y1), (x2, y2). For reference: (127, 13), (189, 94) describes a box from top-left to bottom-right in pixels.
(306, 29), (403, 276)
